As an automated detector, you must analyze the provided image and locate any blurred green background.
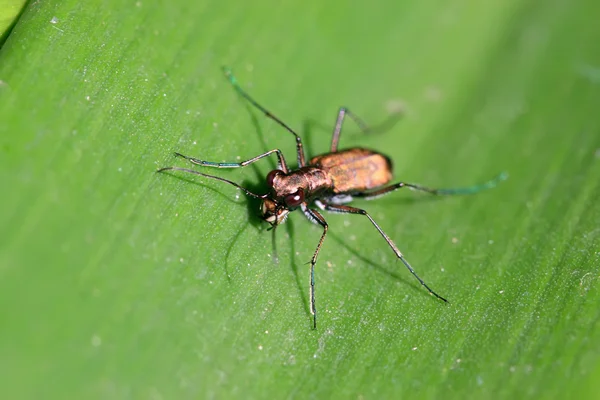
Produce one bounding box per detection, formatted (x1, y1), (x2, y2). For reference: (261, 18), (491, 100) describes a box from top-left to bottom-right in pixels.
(1, 0), (599, 398)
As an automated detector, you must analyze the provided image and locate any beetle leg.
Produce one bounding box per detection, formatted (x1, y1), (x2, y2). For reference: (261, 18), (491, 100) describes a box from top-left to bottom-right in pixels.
(301, 204), (329, 329)
(354, 173), (509, 200)
(173, 149), (290, 174)
(323, 203), (448, 303)
(330, 107), (403, 152)
(330, 108), (369, 152)
(223, 67), (307, 167)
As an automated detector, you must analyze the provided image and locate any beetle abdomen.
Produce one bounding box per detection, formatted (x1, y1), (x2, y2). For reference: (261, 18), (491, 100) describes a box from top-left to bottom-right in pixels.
(310, 148), (393, 193)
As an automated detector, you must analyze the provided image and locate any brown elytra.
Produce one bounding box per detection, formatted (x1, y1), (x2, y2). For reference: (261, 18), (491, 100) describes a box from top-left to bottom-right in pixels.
(310, 148), (392, 193)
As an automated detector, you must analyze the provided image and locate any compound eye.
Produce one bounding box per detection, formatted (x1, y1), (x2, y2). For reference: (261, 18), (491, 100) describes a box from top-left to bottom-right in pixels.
(284, 189), (304, 207)
(266, 169), (284, 187)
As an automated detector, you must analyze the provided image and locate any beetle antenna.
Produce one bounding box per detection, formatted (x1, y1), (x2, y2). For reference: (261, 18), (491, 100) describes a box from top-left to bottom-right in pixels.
(157, 167), (266, 199)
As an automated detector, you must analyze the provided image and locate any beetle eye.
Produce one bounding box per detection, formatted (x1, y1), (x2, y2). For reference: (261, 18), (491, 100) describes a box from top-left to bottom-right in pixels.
(266, 169), (284, 187)
(284, 189), (304, 207)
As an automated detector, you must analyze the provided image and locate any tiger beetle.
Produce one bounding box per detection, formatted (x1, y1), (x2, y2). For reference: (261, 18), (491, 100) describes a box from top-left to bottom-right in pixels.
(158, 67), (507, 329)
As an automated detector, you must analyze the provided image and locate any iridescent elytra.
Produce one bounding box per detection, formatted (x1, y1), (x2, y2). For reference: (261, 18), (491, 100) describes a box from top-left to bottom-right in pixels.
(158, 67), (507, 329)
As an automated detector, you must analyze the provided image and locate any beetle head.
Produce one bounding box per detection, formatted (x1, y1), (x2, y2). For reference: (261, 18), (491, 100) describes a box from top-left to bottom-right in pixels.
(261, 169), (306, 227)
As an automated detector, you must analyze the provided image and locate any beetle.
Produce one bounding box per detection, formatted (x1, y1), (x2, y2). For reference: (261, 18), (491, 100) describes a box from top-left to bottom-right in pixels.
(158, 67), (506, 329)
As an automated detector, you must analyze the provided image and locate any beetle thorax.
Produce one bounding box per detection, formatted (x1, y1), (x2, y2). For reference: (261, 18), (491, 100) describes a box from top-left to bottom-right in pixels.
(270, 167), (333, 201)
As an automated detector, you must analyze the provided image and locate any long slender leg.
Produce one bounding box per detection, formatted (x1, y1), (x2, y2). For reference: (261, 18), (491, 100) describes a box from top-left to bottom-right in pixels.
(331, 108), (368, 152)
(156, 167), (265, 199)
(354, 172), (509, 201)
(323, 203), (448, 302)
(301, 204), (329, 329)
(330, 107), (403, 152)
(223, 67), (307, 168)
(174, 148), (290, 173)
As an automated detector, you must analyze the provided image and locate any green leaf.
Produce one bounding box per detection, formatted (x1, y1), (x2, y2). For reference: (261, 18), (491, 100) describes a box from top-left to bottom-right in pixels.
(1, 0), (599, 398)
(0, 0), (27, 42)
